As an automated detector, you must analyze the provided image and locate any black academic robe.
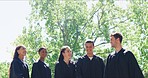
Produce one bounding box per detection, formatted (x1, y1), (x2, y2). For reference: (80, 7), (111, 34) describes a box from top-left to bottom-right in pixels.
(104, 48), (144, 78)
(31, 60), (51, 78)
(54, 60), (76, 78)
(9, 58), (29, 78)
(76, 55), (105, 78)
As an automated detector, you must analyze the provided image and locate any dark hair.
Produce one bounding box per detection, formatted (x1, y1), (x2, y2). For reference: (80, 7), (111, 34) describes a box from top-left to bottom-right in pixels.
(85, 39), (94, 46)
(10, 46), (25, 77)
(111, 32), (123, 43)
(13, 46), (24, 59)
(58, 46), (70, 62)
(38, 47), (46, 53)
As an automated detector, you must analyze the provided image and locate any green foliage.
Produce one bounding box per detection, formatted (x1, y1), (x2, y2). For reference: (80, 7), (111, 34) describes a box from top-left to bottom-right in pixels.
(0, 0), (146, 78)
(0, 62), (9, 78)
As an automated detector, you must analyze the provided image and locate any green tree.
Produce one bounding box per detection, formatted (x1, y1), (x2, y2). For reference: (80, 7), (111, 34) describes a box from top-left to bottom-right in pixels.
(13, 0), (148, 77)
(0, 62), (9, 78)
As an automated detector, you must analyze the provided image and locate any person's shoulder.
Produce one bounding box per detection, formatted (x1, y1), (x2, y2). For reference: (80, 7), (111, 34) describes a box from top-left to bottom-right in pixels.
(13, 58), (19, 62)
(123, 50), (135, 57)
(94, 55), (104, 61)
(78, 55), (86, 60)
(55, 61), (60, 66)
(33, 61), (38, 65)
(55, 61), (62, 69)
(123, 50), (139, 62)
(76, 56), (86, 63)
(11, 59), (16, 63)
(32, 61), (40, 67)
(109, 51), (115, 56)
(34, 60), (41, 64)
(69, 61), (76, 67)
(10, 59), (15, 65)
(12, 58), (22, 64)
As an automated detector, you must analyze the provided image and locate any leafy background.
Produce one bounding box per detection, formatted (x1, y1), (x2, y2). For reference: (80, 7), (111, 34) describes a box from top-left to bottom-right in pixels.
(0, 0), (147, 78)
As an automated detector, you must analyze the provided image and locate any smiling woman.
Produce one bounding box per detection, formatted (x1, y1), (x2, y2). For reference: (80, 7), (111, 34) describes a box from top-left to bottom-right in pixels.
(0, 1), (31, 63)
(9, 45), (29, 78)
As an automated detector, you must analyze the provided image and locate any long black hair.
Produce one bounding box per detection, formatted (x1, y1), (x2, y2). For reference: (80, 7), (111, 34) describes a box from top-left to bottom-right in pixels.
(13, 45), (24, 59)
(9, 46), (25, 77)
(58, 46), (71, 62)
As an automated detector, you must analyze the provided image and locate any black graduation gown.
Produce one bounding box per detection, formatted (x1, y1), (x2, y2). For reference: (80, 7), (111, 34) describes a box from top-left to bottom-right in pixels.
(76, 55), (105, 78)
(31, 60), (51, 78)
(54, 60), (76, 78)
(9, 58), (29, 78)
(104, 48), (144, 78)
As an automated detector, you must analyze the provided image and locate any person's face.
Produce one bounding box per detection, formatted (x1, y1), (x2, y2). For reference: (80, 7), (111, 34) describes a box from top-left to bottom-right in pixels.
(62, 48), (72, 60)
(17, 47), (26, 56)
(110, 36), (119, 48)
(39, 49), (47, 58)
(85, 43), (94, 54)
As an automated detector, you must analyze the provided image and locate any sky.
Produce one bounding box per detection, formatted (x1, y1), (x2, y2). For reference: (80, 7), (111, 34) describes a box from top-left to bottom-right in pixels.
(0, 1), (31, 62)
(0, 1), (128, 63)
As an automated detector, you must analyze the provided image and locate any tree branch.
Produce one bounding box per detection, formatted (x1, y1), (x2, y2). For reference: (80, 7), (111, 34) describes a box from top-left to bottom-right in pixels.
(81, 5), (103, 33)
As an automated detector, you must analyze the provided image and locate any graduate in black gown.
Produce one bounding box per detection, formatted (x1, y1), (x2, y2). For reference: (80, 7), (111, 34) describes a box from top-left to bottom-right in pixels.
(9, 46), (29, 78)
(76, 40), (105, 78)
(104, 32), (144, 78)
(31, 47), (51, 78)
(54, 46), (76, 78)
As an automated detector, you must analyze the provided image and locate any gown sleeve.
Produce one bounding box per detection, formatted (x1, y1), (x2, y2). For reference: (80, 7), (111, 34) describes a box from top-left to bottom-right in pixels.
(54, 63), (62, 78)
(31, 63), (40, 78)
(11, 61), (24, 78)
(126, 51), (144, 78)
(100, 58), (105, 78)
(104, 55), (111, 78)
(76, 58), (83, 78)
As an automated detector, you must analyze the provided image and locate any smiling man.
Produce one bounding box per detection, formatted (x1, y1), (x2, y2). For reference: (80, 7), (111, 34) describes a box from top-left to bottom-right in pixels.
(76, 39), (105, 78)
(104, 32), (144, 78)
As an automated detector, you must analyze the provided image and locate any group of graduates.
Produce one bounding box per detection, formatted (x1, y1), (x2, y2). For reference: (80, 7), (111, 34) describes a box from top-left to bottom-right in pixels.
(9, 32), (144, 78)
